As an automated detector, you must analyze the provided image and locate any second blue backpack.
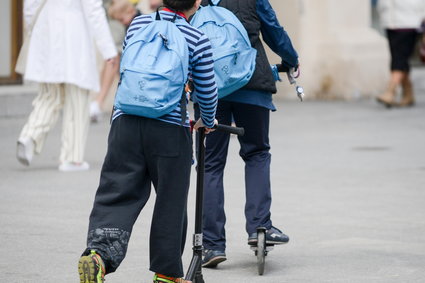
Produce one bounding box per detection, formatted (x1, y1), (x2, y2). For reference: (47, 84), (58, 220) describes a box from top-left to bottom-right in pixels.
(114, 12), (189, 119)
(190, 0), (257, 98)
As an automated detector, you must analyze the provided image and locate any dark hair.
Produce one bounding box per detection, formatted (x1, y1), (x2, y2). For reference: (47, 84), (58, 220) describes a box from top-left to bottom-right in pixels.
(163, 0), (196, 12)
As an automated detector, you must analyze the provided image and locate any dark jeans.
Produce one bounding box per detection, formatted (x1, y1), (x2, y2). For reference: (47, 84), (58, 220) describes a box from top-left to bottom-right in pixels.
(84, 115), (192, 277)
(195, 101), (272, 252)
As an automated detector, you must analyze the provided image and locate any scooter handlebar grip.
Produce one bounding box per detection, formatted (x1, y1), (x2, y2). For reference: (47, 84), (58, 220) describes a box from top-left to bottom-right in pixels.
(276, 63), (291, 73)
(214, 124), (245, 136)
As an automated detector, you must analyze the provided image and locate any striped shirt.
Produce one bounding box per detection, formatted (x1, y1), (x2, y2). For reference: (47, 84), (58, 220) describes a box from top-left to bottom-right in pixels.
(112, 11), (218, 128)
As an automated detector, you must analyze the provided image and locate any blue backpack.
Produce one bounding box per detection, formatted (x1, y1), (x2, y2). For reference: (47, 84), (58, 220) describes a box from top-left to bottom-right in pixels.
(190, 0), (257, 98)
(114, 12), (189, 121)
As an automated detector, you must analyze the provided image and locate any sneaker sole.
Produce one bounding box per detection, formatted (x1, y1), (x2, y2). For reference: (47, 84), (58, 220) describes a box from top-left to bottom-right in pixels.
(248, 240), (289, 246)
(59, 162), (90, 172)
(266, 240), (288, 245)
(78, 256), (97, 283)
(202, 256), (227, 268)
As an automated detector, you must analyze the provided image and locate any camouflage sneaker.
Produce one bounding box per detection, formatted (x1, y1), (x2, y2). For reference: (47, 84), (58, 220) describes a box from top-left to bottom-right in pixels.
(78, 250), (106, 283)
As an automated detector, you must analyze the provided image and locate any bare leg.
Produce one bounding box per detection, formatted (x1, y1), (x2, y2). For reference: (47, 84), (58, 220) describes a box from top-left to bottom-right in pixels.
(96, 55), (120, 106)
(400, 73), (415, 107)
(90, 56), (120, 122)
(377, 70), (405, 107)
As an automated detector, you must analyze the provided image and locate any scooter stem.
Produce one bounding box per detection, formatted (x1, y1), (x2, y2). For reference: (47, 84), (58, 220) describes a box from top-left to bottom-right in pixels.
(185, 128), (206, 282)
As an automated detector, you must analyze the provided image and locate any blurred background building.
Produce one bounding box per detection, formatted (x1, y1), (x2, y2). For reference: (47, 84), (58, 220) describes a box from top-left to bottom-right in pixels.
(269, 0), (390, 100)
(0, 0), (416, 100)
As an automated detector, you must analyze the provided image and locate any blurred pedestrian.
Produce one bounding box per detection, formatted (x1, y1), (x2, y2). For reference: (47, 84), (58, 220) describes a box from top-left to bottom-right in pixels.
(421, 21), (425, 63)
(108, 0), (163, 28)
(377, 0), (425, 107)
(17, 0), (118, 171)
(194, 0), (299, 268)
(108, 0), (142, 26)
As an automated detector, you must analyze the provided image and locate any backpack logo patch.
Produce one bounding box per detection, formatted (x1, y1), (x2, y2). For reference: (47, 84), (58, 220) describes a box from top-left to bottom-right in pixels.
(133, 94), (148, 103)
(138, 80), (147, 91)
(221, 65), (229, 75)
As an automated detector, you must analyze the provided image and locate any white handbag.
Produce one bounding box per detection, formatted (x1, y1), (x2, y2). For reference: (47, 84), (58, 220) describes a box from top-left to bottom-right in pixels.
(15, 0), (48, 75)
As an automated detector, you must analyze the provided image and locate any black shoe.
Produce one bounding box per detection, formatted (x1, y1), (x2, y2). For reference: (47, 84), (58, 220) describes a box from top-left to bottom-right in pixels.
(202, 249), (227, 268)
(248, 226), (289, 245)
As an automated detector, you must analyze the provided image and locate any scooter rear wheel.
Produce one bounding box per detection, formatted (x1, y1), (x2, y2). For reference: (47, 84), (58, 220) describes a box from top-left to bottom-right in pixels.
(257, 230), (266, 275)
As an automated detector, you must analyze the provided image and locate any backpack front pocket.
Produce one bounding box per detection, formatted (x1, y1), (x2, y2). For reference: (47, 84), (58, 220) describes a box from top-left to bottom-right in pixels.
(115, 68), (184, 118)
(213, 47), (257, 98)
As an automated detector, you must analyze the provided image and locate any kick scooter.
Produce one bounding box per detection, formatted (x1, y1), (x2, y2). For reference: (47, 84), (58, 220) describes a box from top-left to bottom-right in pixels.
(249, 65), (305, 276)
(185, 122), (244, 283)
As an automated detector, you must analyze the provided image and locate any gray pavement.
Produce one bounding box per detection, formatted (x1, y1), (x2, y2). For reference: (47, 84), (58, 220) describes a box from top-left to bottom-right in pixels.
(1, 70), (425, 282)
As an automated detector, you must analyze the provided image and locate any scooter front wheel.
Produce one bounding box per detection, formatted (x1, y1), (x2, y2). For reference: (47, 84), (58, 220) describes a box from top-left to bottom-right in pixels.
(257, 230), (266, 275)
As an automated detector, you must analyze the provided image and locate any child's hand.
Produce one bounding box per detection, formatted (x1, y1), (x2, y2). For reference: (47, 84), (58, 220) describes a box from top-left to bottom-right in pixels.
(194, 118), (218, 134)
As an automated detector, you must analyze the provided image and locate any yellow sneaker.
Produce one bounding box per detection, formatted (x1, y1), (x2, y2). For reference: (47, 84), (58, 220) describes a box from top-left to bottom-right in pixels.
(78, 250), (106, 283)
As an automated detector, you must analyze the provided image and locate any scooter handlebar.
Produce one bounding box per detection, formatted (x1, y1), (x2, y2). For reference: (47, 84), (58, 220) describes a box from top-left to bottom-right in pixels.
(190, 120), (245, 136)
(214, 124), (245, 136)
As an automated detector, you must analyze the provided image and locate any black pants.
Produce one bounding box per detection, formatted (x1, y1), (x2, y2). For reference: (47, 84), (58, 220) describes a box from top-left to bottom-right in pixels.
(84, 115), (192, 277)
(195, 101), (272, 251)
(387, 29), (419, 72)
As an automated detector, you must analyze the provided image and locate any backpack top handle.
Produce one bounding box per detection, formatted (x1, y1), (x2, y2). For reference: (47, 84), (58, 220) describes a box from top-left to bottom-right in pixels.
(155, 7), (162, 20)
(156, 6), (178, 23)
(208, 0), (222, 6)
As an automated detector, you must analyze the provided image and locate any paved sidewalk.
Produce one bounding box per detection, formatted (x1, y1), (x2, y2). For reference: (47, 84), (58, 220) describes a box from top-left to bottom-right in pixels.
(0, 83), (37, 118)
(0, 71), (424, 282)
